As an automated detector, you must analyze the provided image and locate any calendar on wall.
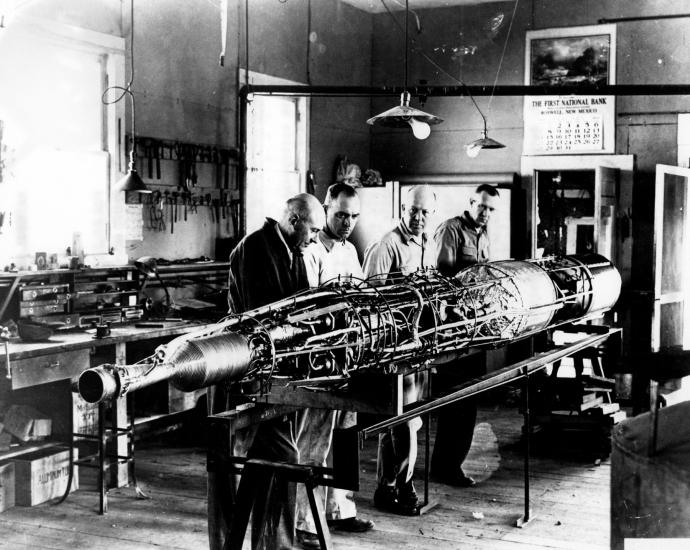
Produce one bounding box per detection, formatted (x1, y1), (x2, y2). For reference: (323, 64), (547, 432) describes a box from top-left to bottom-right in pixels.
(523, 25), (616, 156)
(524, 95), (614, 155)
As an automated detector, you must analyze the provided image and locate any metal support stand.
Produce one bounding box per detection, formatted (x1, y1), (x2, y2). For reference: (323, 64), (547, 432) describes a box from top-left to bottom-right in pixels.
(516, 367), (533, 527)
(59, 393), (148, 514)
(226, 459), (332, 550)
(416, 410), (437, 515)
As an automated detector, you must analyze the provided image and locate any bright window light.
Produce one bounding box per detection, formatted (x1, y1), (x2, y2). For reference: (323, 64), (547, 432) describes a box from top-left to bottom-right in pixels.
(0, 22), (110, 265)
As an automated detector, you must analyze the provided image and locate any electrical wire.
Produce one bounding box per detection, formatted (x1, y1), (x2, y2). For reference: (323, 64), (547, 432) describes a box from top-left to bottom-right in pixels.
(487, 0), (520, 116)
(379, 0), (520, 129)
(102, 0), (135, 141)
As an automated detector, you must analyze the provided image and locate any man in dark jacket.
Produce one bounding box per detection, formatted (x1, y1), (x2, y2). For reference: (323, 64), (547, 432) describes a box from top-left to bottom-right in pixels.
(209, 193), (324, 550)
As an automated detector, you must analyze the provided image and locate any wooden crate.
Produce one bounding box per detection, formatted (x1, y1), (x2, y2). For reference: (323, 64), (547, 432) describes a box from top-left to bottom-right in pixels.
(14, 447), (78, 506)
(0, 462), (15, 512)
(72, 393), (99, 436)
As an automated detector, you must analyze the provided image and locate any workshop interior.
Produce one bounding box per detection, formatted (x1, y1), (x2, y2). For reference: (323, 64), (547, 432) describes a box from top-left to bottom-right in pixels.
(1, 1), (690, 549)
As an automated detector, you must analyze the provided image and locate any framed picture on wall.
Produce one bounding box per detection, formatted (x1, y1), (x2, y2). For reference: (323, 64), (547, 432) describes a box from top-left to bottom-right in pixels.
(523, 24), (617, 156)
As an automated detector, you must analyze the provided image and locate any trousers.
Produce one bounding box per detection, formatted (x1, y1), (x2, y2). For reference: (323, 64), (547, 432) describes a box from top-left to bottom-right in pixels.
(430, 354), (484, 476)
(207, 385), (300, 550)
(295, 408), (357, 534)
(376, 370), (427, 487)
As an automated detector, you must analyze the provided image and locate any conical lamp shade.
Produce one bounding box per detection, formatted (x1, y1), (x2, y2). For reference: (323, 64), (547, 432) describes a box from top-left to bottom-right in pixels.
(465, 128), (505, 157)
(468, 133), (505, 150)
(367, 92), (443, 128)
(116, 168), (149, 192)
(117, 150), (151, 193)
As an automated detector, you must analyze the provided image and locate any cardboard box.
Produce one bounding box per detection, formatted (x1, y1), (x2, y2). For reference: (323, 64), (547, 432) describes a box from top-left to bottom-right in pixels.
(3, 405), (52, 442)
(0, 462), (15, 512)
(14, 447), (78, 506)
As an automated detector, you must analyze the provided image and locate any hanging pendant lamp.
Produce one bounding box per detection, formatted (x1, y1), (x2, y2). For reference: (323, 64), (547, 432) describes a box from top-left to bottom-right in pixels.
(465, 117), (505, 158)
(366, 91), (441, 139)
(366, 0), (442, 140)
(115, 0), (150, 193)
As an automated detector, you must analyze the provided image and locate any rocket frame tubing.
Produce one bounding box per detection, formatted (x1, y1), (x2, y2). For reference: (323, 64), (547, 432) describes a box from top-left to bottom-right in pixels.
(359, 328), (621, 440)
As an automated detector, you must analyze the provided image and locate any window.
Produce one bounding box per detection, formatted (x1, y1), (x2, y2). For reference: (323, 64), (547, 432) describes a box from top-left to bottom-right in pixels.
(242, 71), (308, 233)
(0, 16), (124, 267)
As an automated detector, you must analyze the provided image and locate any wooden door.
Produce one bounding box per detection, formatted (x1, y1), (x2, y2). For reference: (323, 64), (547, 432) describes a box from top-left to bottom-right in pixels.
(595, 165), (619, 262)
(652, 164), (690, 351)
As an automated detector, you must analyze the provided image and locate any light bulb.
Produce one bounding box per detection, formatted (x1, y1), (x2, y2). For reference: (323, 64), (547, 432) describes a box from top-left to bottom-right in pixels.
(408, 118), (431, 140)
(465, 143), (481, 158)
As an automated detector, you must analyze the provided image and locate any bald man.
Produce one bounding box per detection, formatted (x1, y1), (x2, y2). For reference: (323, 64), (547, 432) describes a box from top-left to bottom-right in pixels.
(363, 185), (436, 516)
(227, 193), (324, 311)
(209, 193), (324, 550)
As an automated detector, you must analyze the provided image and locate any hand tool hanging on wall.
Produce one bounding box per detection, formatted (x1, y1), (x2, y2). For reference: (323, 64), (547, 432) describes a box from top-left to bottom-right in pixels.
(154, 141), (161, 179)
(191, 146), (199, 186)
(213, 198), (220, 226)
(230, 199), (240, 235)
(149, 191), (165, 232)
(174, 143), (187, 190)
(172, 191), (179, 224)
(220, 149), (230, 188)
(144, 139), (154, 179)
(205, 193), (214, 223)
(190, 195), (198, 215)
(164, 190), (173, 234)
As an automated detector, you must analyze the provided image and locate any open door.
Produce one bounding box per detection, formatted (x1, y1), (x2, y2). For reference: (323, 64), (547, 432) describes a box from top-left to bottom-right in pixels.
(652, 164), (690, 351)
(595, 165), (619, 262)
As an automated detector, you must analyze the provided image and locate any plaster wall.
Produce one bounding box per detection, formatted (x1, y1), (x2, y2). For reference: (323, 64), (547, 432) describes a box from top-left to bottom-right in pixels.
(370, 0), (690, 176)
(13, 0), (372, 261)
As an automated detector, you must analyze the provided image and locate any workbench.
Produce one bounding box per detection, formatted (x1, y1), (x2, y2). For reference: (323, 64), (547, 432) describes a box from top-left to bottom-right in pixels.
(1, 321), (216, 495)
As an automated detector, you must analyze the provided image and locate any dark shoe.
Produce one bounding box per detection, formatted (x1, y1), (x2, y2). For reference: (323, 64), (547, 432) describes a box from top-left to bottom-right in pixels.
(296, 529), (321, 550)
(396, 480), (419, 508)
(327, 516), (375, 532)
(433, 471), (476, 487)
(373, 484), (420, 516)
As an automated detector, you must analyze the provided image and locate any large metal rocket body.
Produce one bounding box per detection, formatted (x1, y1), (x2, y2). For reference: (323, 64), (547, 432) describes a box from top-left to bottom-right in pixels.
(77, 254), (621, 404)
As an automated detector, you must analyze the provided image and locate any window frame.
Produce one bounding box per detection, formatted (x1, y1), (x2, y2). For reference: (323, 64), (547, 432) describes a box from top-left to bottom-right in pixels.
(1, 14), (125, 263)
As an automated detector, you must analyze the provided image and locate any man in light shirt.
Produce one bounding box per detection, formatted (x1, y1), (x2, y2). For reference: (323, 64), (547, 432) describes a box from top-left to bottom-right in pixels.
(296, 183), (374, 549)
(362, 184), (436, 516)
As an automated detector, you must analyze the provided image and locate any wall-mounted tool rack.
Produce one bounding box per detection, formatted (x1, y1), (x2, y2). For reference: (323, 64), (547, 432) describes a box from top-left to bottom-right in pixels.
(125, 135), (239, 190)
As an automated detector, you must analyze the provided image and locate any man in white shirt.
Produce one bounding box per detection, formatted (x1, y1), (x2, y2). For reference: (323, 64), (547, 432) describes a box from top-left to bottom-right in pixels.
(362, 185), (436, 516)
(296, 183), (374, 549)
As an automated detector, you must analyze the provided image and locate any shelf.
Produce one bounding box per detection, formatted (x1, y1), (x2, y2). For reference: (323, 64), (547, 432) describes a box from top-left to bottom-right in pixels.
(73, 290), (138, 298)
(1, 262), (229, 325)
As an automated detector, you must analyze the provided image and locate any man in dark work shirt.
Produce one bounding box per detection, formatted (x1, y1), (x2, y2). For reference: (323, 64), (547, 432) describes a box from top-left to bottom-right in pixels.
(209, 193), (325, 550)
(431, 183), (499, 488)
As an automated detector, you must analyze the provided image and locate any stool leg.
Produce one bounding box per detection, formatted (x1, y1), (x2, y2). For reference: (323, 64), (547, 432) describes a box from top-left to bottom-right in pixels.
(648, 380), (660, 457)
(226, 465), (261, 550)
(251, 471), (278, 550)
(305, 479), (332, 550)
(100, 400), (108, 514)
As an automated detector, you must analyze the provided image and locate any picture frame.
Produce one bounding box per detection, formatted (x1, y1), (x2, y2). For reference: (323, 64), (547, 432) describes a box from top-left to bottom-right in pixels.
(523, 25), (617, 156)
(525, 24), (616, 87)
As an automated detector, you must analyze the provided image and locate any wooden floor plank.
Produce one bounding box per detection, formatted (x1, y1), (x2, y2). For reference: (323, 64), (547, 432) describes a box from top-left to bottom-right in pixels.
(0, 403), (612, 549)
